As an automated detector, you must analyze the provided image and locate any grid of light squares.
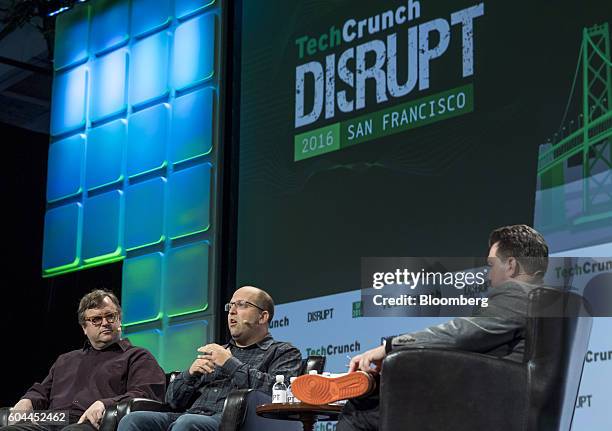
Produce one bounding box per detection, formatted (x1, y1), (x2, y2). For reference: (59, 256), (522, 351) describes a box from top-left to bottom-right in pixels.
(45, 0), (219, 371)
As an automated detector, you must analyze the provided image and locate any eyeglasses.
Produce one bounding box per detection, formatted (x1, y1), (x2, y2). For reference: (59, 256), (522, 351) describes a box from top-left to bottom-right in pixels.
(224, 300), (265, 313)
(85, 312), (119, 326)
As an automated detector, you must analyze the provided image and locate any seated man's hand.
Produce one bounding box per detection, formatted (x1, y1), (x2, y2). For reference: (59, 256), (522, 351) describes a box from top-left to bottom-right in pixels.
(11, 398), (33, 412)
(189, 356), (215, 375)
(9, 399), (33, 425)
(77, 400), (105, 429)
(197, 343), (232, 367)
(349, 345), (386, 373)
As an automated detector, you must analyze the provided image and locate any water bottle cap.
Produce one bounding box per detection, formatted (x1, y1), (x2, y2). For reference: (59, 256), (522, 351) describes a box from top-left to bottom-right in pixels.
(275, 375), (284, 383)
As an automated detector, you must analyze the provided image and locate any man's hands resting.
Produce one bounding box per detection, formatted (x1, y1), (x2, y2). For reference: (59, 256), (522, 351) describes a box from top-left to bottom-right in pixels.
(8, 399), (33, 425)
(77, 400), (106, 429)
(349, 345), (387, 373)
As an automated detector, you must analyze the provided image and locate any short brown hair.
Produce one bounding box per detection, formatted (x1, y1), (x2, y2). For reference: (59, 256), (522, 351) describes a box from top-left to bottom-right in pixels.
(78, 289), (122, 325)
(489, 224), (549, 277)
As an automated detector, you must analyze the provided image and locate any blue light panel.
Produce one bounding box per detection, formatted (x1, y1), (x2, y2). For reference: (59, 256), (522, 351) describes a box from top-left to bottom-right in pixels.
(54, 4), (90, 70)
(171, 87), (214, 164)
(124, 177), (165, 250)
(132, 0), (171, 38)
(172, 13), (215, 91)
(127, 103), (169, 177)
(90, 49), (128, 123)
(86, 119), (126, 190)
(91, 0), (129, 55)
(167, 163), (211, 239)
(42, 203), (81, 273)
(46, 134), (85, 202)
(130, 31), (170, 108)
(81, 190), (123, 263)
(50, 65), (88, 136)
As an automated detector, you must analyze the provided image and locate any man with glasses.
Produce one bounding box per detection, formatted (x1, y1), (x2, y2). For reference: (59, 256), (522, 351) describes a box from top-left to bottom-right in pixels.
(117, 285), (302, 431)
(2, 289), (166, 431)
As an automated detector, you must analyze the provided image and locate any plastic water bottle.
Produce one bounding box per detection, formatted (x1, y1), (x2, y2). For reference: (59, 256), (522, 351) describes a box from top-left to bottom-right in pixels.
(287, 377), (299, 403)
(272, 375), (287, 403)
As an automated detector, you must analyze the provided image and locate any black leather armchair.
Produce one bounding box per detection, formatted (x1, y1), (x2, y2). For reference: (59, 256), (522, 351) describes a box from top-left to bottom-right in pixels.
(101, 355), (326, 431)
(379, 287), (592, 431)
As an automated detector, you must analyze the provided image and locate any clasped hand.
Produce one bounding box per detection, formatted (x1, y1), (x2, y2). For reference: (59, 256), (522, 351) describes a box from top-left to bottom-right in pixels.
(189, 343), (232, 375)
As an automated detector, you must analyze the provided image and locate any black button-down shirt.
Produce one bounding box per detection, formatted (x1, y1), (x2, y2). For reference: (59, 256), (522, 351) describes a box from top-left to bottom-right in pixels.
(23, 339), (166, 416)
(166, 335), (302, 415)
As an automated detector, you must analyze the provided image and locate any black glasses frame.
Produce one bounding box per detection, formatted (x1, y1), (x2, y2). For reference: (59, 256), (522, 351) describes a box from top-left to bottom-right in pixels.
(224, 300), (265, 313)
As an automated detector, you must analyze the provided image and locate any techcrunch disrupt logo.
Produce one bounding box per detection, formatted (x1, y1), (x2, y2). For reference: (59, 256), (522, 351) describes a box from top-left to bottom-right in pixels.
(372, 268), (487, 289)
(294, 1), (484, 128)
(306, 341), (361, 356)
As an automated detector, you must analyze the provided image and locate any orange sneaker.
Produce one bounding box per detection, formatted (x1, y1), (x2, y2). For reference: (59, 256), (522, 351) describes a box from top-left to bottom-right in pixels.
(291, 371), (375, 405)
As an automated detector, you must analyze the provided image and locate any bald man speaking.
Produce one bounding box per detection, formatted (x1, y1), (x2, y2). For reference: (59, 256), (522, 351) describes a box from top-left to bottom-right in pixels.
(117, 286), (302, 431)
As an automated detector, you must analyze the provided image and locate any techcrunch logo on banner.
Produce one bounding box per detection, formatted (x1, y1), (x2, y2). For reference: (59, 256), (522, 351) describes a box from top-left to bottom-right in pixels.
(293, 0), (484, 161)
(306, 341), (361, 357)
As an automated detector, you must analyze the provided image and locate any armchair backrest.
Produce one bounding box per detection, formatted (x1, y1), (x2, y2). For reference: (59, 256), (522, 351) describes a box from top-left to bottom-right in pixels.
(524, 287), (592, 431)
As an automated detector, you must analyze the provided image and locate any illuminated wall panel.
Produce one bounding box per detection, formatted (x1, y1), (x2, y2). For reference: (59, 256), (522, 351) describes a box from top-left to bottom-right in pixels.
(163, 320), (209, 372)
(46, 134), (85, 202)
(86, 119), (126, 190)
(132, 0), (171, 38)
(130, 31), (170, 107)
(122, 253), (163, 324)
(172, 13), (215, 91)
(171, 88), (214, 163)
(46, 0), (222, 371)
(125, 329), (161, 359)
(50, 66), (87, 136)
(127, 103), (168, 177)
(124, 177), (165, 250)
(90, 50), (128, 123)
(54, 5), (90, 70)
(91, 0), (129, 54)
(165, 241), (209, 317)
(42, 203), (81, 274)
(81, 190), (123, 263)
(167, 163), (211, 239)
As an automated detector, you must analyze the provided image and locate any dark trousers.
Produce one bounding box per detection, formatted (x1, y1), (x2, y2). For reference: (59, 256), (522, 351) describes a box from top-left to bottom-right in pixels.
(336, 376), (380, 431)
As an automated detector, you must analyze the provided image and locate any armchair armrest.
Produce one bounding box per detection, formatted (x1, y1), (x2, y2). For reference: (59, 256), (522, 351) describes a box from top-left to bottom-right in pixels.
(100, 399), (170, 431)
(380, 348), (527, 431)
(0, 407), (10, 427)
(219, 390), (301, 431)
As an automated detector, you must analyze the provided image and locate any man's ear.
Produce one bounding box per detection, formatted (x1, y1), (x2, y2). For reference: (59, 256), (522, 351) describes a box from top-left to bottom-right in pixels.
(81, 324), (87, 335)
(260, 311), (269, 325)
(506, 257), (519, 276)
